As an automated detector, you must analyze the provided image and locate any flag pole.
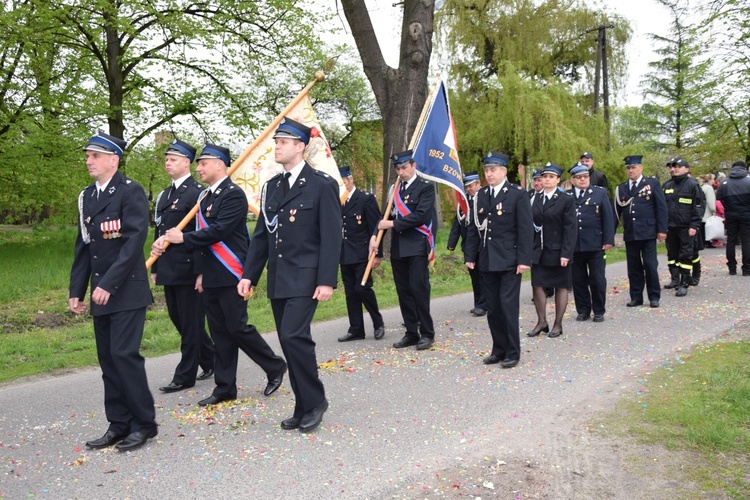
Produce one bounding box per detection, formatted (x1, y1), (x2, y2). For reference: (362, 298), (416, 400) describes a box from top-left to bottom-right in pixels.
(360, 180), (400, 286)
(359, 77), (442, 286)
(146, 61), (334, 270)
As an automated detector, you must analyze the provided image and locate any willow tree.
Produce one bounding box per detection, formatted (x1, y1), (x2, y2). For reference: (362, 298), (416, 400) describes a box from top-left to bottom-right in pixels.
(436, 0), (630, 178)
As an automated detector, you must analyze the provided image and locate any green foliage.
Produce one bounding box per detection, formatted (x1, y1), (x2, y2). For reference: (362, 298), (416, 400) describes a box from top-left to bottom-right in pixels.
(639, 0), (716, 153)
(437, 0), (630, 181)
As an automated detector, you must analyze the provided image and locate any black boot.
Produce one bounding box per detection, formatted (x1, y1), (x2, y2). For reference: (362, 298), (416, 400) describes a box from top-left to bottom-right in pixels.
(691, 261), (701, 286)
(664, 266), (680, 289)
(675, 273), (689, 297)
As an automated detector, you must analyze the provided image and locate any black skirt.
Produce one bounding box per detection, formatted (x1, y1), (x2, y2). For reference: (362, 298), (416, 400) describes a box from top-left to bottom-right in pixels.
(531, 263), (572, 289)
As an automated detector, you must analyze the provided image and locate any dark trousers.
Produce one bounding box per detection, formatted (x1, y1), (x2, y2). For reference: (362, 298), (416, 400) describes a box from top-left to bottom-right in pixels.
(725, 217), (750, 273)
(625, 239), (661, 301)
(164, 284), (215, 385)
(93, 308), (156, 434)
(202, 286), (285, 399)
(468, 266), (487, 310)
(572, 250), (607, 316)
(341, 261), (383, 335)
(270, 296), (325, 418)
(482, 270), (522, 361)
(666, 227), (695, 273)
(391, 255), (435, 338)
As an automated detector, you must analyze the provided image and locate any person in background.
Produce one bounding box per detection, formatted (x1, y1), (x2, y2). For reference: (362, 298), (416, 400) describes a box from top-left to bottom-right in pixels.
(151, 139), (215, 393)
(716, 160), (750, 276)
(448, 170), (486, 316)
(338, 165), (385, 342)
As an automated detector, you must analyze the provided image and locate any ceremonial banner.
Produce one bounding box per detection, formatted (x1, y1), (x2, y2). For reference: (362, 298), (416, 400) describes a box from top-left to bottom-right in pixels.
(231, 94), (344, 214)
(410, 79), (469, 216)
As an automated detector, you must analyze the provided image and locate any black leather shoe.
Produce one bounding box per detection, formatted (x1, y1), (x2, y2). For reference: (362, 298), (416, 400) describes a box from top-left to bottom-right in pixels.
(593, 315), (605, 322)
(483, 354), (501, 365)
(729, 269), (737, 275)
(338, 332), (365, 342)
(197, 394), (235, 406)
(626, 299), (643, 307)
(527, 324), (549, 337)
(115, 428), (158, 452)
(280, 417), (301, 430)
(690, 277), (700, 286)
(159, 382), (192, 393)
(373, 326), (385, 340)
(548, 328), (563, 338)
(264, 366), (286, 396)
(85, 430), (126, 449)
(471, 308), (487, 317)
(416, 337), (434, 350)
(649, 300), (660, 308)
(576, 313), (591, 321)
(196, 369), (214, 381)
(299, 399), (329, 433)
(501, 358), (519, 368)
(393, 336), (419, 348)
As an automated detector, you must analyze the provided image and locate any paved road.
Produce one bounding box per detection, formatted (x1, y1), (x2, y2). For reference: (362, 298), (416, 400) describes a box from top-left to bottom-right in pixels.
(1, 248), (747, 499)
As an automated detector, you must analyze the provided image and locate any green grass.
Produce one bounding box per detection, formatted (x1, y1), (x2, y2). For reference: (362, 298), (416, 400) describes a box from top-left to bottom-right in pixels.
(602, 340), (750, 498)
(0, 224), (630, 382)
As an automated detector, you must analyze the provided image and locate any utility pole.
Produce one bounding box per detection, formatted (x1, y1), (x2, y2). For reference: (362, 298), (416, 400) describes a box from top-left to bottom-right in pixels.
(588, 24), (614, 150)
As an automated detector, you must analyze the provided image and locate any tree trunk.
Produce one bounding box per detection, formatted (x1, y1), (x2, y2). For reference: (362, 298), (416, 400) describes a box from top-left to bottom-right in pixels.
(103, 14), (125, 140)
(341, 0), (434, 209)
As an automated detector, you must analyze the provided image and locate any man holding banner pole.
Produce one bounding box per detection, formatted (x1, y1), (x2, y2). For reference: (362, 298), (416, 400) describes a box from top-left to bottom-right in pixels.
(371, 150), (437, 350)
(156, 143), (287, 407)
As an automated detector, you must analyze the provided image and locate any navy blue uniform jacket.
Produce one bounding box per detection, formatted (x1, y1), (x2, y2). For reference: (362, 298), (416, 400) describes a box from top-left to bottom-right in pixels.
(381, 177), (436, 259)
(567, 186), (615, 252)
(464, 182), (533, 272)
(341, 188), (381, 264)
(614, 177), (668, 241)
(531, 189), (578, 265)
(182, 177), (249, 288)
(69, 170), (153, 316)
(245, 163), (342, 298)
(152, 176), (205, 286)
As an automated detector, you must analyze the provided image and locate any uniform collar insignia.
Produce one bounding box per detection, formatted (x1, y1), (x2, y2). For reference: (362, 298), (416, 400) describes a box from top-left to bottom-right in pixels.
(108, 186), (116, 194)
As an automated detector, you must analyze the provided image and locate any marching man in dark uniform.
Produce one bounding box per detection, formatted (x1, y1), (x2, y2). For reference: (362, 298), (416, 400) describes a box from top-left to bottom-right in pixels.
(151, 139), (215, 393)
(614, 155), (668, 308)
(370, 150), (437, 351)
(238, 118), (342, 433)
(338, 165), (385, 342)
(157, 143), (287, 407)
(448, 170), (486, 316)
(662, 158), (702, 297)
(69, 131), (157, 451)
(568, 164), (615, 322)
(464, 152), (533, 368)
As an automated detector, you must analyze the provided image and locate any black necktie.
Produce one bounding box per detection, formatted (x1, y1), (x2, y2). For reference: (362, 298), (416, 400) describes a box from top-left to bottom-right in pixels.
(168, 182), (175, 200)
(283, 172), (291, 196)
(579, 190), (584, 200)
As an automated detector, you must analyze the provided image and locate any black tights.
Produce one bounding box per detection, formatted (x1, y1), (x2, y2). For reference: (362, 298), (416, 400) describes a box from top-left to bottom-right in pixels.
(532, 286), (568, 333)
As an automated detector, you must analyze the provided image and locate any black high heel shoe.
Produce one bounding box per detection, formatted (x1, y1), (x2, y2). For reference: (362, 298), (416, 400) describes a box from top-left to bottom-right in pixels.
(548, 327), (563, 338)
(527, 324), (550, 337)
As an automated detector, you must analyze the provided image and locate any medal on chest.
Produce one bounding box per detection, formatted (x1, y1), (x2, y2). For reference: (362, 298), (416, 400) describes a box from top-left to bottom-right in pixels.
(205, 204), (212, 217)
(289, 209), (297, 222)
(356, 214), (362, 224)
(496, 202), (503, 215)
(100, 219), (122, 239)
(171, 198), (179, 210)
